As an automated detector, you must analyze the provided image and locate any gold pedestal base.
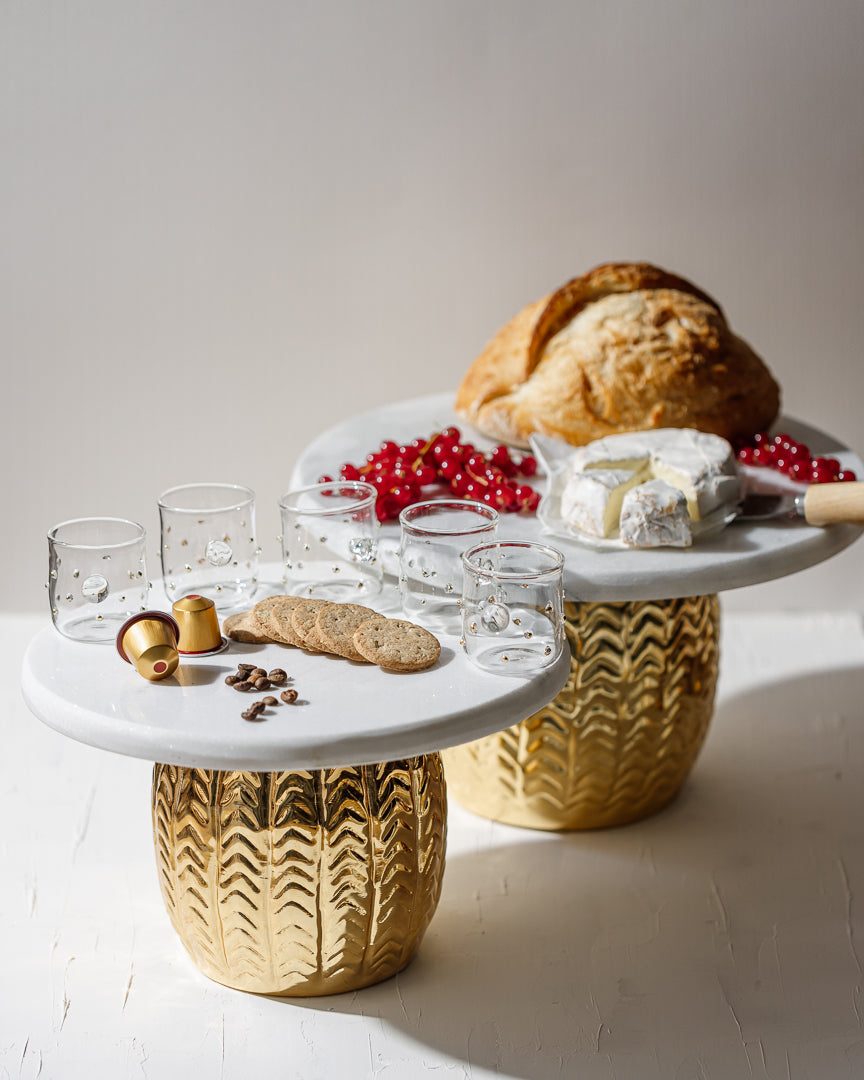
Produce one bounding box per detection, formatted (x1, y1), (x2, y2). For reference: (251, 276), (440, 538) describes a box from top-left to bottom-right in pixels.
(152, 754), (446, 995)
(445, 595), (720, 830)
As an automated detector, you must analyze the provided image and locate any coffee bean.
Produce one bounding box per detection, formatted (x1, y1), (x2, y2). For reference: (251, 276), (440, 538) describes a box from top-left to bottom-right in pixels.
(280, 689), (298, 704)
(234, 680), (253, 692)
(225, 674), (240, 685)
(268, 669), (288, 684)
(262, 696), (278, 707)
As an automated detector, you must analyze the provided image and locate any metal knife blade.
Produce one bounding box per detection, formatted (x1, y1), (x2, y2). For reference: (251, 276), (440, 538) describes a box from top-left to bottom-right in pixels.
(736, 491), (804, 521)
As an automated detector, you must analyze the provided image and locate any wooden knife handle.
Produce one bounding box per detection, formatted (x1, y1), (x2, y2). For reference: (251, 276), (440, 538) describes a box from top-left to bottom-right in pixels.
(803, 481), (864, 525)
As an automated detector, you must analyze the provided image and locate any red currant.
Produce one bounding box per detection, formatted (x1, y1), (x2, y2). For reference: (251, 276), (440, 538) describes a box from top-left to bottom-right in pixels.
(812, 456), (841, 476)
(331, 427), (541, 519)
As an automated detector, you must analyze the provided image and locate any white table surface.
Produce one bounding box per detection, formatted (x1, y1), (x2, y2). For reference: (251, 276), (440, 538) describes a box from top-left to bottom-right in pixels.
(6, 607), (864, 1078)
(292, 392), (864, 602)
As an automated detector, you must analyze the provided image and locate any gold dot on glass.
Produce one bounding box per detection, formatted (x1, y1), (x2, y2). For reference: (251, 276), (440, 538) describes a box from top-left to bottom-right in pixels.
(544, 646), (552, 655)
(72, 570), (79, 579)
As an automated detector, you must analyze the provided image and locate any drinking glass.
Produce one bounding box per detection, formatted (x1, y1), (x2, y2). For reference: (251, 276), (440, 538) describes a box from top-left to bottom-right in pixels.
(398, 500), (499, 633)
(159, 483), (259, 611)
(461, 540), (565, 675)
(48, 517), (149, 642)
(279, 481), (382, 600)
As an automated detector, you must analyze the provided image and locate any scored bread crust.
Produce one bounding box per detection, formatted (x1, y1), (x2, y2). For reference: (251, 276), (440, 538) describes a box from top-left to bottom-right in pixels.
(454, 262), (780, 448)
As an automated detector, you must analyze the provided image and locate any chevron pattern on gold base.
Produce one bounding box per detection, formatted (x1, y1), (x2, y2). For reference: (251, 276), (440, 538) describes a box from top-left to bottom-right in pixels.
(152, 754), (447, 995)
(445, 595), (719, 830)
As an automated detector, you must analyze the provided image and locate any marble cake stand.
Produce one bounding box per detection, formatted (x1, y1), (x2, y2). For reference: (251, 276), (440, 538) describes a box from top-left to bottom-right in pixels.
(293, 392), (864, 830)
(22, 620), (570, 995)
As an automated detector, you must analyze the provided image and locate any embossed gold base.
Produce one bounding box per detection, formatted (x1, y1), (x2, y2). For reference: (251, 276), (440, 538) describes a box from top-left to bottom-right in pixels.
(444, 595), (720, 830)
(152, 754), (447, 995)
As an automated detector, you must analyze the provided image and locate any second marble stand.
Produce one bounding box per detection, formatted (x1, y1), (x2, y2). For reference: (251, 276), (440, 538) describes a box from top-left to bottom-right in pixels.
(444, 594), (719, 829)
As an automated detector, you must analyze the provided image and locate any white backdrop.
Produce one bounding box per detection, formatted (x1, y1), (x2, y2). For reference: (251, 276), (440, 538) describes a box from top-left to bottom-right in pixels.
(3, 0), (863, 613)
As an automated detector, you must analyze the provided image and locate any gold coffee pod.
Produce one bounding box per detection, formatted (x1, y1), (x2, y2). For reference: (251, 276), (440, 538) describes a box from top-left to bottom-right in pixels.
(172, 594), (226, 655)
(116, 611), (181, 681)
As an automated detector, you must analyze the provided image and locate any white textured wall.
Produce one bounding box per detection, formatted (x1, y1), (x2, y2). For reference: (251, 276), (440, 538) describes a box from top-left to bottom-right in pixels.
(3, 0), (863, 612)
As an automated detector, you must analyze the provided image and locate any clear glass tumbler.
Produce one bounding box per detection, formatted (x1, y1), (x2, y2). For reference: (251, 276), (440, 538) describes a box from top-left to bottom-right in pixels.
(279, 481), (382, 601)
(159, 483), (259, 611)
(47, 517), (149, 643)
(461, 540), (565, 675)
(398, 500), (499, 634)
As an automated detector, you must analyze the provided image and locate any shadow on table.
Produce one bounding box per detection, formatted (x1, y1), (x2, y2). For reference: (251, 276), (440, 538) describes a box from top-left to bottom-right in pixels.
(285, 664), (864, 1079)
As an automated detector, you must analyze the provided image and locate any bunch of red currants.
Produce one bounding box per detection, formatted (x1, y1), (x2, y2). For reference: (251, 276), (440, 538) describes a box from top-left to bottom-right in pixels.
(319, 426), (541, 522)
(736, 432), (856, 484)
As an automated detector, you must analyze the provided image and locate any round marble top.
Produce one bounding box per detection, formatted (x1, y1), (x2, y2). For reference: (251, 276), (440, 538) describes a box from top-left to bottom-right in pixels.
(21, 609), (571, 772)
(292, 392), (863, 602)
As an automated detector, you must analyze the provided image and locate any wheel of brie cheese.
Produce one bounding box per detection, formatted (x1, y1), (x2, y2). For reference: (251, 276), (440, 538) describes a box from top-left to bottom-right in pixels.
(559, 428), (740, 547)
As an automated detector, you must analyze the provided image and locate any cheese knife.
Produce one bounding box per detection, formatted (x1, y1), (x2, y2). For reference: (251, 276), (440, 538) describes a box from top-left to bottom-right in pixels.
(737, 480), (864, 524)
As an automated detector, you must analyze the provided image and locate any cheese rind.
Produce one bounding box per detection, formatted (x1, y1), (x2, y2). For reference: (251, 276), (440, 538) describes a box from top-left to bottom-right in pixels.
(561, 469), (641, 538)
(619, 480), (692, 548)
(561, 428), (740, 545)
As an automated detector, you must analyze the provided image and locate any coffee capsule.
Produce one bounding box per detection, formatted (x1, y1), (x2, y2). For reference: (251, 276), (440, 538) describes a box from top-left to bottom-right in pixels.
(172, 594), (226, 655)
(116, 611), (181, 681)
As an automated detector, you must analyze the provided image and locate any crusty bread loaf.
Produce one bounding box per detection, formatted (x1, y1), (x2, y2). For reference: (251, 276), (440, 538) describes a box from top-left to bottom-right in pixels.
(455, 262), (780, 448)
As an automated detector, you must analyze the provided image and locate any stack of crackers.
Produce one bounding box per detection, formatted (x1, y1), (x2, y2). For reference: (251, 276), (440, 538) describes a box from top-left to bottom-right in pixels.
(224, 596), (441, 673)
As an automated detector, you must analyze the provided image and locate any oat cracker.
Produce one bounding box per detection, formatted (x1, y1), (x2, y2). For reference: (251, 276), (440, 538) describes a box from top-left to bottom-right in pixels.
(315, 603), (378, 662)
(224, 609), (272, 644)
(352, 617), (441, 672)
(290, 599), (332, 652)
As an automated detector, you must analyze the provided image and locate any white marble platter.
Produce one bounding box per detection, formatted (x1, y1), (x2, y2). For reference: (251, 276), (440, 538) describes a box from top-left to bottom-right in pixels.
(292, 391), (864, 602)
(21, 608), (570, 772)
